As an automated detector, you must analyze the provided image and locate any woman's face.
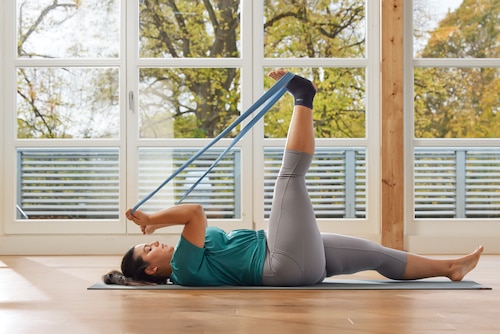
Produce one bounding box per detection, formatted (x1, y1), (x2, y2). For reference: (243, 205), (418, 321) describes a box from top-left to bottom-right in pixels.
(133, 240), (174, 277)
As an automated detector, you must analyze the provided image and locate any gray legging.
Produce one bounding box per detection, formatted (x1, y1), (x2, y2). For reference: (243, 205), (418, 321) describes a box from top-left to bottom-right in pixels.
(262, 150), (408, 286)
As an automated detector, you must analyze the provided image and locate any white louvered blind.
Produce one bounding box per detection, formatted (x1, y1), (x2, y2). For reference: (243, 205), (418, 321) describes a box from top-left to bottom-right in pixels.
(18, 147), (500, 221)
(263, 148), (367, 219)
(137, 148), (241, 219)
(17, 148), (120, 219)
(414, 148), (500, 218)
(465, 150), (500, 218)
(17, 147), (241, 220)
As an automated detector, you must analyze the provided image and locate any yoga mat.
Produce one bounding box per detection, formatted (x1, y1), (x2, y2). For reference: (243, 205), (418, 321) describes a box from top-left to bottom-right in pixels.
(88, 279), (491, 290)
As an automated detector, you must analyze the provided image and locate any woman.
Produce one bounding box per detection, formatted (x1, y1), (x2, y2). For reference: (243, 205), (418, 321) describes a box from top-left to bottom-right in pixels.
(111, 70), (483, 286)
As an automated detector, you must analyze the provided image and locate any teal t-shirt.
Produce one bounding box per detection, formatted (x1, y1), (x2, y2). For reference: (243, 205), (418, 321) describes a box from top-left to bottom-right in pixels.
(170, 226), (267, 286)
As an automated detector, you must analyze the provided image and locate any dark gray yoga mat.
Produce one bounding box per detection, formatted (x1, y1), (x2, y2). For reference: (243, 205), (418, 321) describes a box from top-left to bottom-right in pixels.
(88, 279), (491, 290)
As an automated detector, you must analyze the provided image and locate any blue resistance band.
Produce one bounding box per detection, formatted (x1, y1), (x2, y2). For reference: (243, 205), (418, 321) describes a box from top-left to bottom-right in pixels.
(131, 71), (294, 214)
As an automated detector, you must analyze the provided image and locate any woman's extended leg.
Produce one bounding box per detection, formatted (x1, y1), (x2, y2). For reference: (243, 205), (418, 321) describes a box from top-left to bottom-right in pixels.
(262, 70), (326, 286)
(322, 233), (483, 281)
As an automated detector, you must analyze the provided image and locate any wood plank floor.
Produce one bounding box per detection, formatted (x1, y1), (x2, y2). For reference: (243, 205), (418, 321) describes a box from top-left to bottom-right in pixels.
(1, 254), (499, 334)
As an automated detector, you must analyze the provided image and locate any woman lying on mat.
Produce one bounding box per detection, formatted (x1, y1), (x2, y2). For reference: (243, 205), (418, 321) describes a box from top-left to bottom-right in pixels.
(107, 70), (483, 286)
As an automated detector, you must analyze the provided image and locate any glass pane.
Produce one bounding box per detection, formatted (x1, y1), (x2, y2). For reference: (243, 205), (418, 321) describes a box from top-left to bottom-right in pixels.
(264, 0), (366, 58)
(413, 0), (499, 58)
(264, 67), (366, 138)
(17, 67), (120, 139)
(139, 0), (241, 58)
(137, 147), (241, 219)
(139, 68), (241, 138)
(17, 0), (119, 58)
(414, 67), (500, 138)
(17, 148), (119, 220)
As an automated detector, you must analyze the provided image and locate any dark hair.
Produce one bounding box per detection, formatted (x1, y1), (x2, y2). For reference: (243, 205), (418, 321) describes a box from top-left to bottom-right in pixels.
(101, 246), (166, 286)
(121, 246), (167, 284)
(102, 270), (156, 286)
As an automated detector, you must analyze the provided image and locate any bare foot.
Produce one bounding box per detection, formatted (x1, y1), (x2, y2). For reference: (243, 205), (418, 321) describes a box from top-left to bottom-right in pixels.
(268, 70), (318, 91)
(448, 245), (484, 281)
(268, 69), (289, 81)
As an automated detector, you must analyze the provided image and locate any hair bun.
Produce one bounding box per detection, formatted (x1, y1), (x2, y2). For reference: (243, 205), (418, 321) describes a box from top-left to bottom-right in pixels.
(102, 270), (127, 285)
(102, 270), (158, 286)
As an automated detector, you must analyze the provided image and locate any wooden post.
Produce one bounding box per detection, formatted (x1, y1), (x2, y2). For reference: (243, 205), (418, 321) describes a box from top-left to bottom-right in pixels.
(381, 0), (405, 250)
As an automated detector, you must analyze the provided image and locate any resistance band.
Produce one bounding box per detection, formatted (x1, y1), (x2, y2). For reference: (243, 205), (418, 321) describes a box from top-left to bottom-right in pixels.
(131, 71), (294, 214)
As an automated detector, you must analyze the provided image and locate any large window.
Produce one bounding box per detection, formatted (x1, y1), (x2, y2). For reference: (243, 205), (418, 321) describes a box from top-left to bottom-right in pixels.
(7, 0), (125, 234)
(130, 0), (247, 230)
(258, 0), (379, 233)
(407, 0), (500, 230)
(2, 0), (380, 243)
(3, 0), (498, 253)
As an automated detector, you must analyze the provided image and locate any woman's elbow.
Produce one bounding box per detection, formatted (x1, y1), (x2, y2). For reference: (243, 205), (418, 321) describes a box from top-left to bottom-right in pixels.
(190, 204), (207, 226)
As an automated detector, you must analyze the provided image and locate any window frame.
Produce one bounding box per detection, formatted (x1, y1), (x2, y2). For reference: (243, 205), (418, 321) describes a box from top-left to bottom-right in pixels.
(252, 0), (381, 238)
(3, 0), (128, 234)
(0, 0), (382, 252)
(124, 0), (255, 234)
(403, 0), (500, 252)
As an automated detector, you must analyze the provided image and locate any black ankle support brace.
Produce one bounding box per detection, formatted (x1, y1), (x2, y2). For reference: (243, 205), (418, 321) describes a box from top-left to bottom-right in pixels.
(286, 75), (316, 109)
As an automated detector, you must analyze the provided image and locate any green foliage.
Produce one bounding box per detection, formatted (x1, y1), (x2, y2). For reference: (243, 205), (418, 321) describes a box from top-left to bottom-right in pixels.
(140, 0), (240, 58)
(264, 0), (365, 58)
(139, 67), (240, 138)
(138, 1), (241, 138)
(264, 67), (365, 138)
(16, 0), (498, 140)
(16, 0), (120, 139)
(415, 0), (500, 138)
(263, 0), (366, 138)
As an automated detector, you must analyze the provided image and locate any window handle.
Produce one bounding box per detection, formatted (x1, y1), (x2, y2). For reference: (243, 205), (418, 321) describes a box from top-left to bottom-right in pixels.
(128, 91), (134, 112)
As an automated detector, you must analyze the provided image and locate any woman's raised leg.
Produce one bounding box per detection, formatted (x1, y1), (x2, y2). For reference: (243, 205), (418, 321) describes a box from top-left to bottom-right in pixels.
(262, 71), (325, 286)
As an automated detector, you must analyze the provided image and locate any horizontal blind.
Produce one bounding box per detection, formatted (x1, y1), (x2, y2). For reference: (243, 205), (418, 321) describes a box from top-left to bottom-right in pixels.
(414, 148), (500, 218)
(18, 147), (241, 220)
(137, 148), (240, 219)
(465, 150), (500, 218)
(17, 148), (120, 219)
(414, 149), (457, 218)
(264, 148), (366, 219)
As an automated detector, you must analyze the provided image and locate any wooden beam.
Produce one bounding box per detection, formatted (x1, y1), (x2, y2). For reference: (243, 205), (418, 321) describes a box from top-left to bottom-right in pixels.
(381, 0), (405, 250)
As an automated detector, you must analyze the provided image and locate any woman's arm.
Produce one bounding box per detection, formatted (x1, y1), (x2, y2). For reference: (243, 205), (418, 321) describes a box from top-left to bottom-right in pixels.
(126, 204), (207, 248)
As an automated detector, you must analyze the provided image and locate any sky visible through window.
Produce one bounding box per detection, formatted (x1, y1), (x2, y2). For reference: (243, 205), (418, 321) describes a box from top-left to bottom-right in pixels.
(414, 0), (463, 56)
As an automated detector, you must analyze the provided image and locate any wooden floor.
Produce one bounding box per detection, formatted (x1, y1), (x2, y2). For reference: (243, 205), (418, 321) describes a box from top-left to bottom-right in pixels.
(1, 255), (499, 334)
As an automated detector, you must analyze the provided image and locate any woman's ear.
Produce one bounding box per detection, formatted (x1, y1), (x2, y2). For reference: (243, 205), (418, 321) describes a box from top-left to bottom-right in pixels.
(145, 266), (158, 275)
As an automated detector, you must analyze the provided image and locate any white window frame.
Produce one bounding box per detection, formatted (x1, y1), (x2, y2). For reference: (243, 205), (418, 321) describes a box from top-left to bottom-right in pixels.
(403, 0), (500, 253)
(2, 0), (128, 235)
